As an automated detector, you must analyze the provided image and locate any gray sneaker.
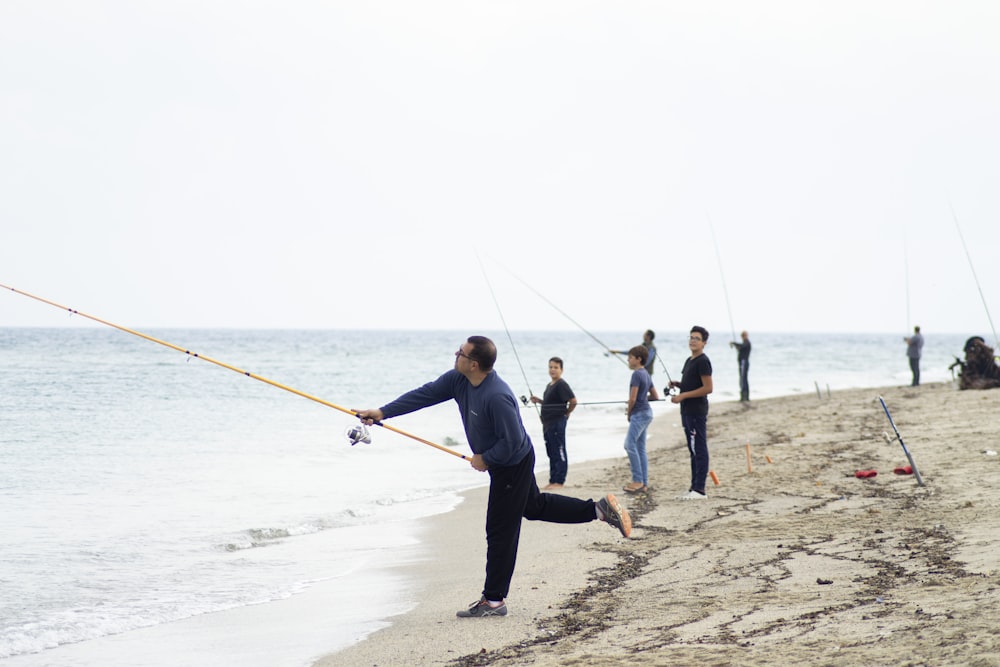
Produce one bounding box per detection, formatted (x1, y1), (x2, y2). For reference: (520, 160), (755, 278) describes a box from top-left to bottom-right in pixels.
(456, 597), (507, 618)
(597, 493), (632, 538)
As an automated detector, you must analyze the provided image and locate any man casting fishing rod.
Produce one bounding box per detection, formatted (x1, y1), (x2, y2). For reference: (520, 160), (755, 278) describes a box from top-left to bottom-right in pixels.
(355, 335), (631, 618)
(610, 329), (657, 376)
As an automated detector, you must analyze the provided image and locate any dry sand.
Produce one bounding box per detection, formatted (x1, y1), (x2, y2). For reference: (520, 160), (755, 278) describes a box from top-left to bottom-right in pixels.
(320, 382), (1000, 666)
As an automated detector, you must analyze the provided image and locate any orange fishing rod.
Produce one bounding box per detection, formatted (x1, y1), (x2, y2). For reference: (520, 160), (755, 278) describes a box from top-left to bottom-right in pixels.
(1, 282), (470, 462)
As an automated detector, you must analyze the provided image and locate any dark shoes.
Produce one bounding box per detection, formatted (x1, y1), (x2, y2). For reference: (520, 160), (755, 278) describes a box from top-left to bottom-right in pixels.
(597, 493), (632, 538)
(457, 597), (508, 618)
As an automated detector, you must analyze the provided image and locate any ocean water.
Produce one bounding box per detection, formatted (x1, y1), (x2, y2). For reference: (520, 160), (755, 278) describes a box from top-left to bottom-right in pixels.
(0, 327), (974, 666)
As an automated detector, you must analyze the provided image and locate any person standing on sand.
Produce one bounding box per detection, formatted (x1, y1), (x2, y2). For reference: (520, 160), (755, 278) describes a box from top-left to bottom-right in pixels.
(905, 325), (924, 386)
(623, 345), (660, 494)
(611, 329), (657, 376)
(529, 356), (577, 490)
(669, 326), (713, 500)
(355, 335), (631, 619)
(729, 330), (751, 402)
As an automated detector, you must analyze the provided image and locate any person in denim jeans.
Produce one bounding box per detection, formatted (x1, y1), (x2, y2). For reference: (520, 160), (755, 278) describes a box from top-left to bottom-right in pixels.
(623, 345), (660, 493)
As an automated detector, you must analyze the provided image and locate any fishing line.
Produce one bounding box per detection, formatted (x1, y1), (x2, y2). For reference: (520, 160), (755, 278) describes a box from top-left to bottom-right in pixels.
(1, 283), (470, 462)
(708, 213), (747, 447)
(571, 399), (667, 405)
(517, 395), (666, 407)
(486, 256), (628, 368)
(655, 352), (675, 386)
(903, 227), (911, 332)
(949, 201), (1000, 351)
(475, 253), (539, 417)
(707, 212), (737, 344)
(486, 255), (677, 389)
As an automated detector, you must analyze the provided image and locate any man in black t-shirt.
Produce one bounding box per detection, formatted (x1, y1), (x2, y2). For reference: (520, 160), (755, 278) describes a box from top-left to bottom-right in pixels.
(669, 326), (714, 499)
(530, 356), (577, 489)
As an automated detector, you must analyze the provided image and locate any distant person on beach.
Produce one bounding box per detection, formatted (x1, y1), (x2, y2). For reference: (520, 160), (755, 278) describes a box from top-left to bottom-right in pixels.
(611, 329), (657, 375)
(669, 326), (713, 500)
(355, 335), (631, 619)
(905, 326), (924, 386)
(729, 330), (751, 401)
(623, 345), (660, 494)
(529, 356), (577, 490)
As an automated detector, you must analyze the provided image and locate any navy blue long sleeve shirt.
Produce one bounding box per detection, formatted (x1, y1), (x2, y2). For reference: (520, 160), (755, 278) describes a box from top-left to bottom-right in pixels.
(378, 369), (532, 468)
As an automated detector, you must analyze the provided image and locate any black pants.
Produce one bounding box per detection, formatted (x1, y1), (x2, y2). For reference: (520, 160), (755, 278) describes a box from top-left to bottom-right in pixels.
(909, 357), (920, 386)
(738, 359), (750, 401)
(682, 413), (710, 495)
(483, 448), (596, 601)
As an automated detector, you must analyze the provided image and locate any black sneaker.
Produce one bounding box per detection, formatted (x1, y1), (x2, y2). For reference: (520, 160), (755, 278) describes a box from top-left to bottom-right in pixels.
(456, 597), (507, 618)
(597, 493), (632, 538)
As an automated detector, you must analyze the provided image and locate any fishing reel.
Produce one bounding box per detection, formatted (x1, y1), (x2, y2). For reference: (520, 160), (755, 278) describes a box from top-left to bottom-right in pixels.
(664, 385), (680, 397)
(345, 423), (373, 446)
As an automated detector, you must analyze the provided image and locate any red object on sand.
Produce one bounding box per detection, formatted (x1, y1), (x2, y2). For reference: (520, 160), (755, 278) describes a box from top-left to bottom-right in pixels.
(893, 466), (913, 475)
(854, 469), (878, 478)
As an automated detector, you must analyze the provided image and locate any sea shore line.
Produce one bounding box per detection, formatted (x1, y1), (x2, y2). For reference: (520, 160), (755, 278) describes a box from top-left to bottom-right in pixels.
(321, 382), (1000, 666)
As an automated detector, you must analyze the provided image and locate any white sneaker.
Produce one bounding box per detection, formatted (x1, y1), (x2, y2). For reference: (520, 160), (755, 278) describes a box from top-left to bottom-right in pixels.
(677, 490), (707, 500)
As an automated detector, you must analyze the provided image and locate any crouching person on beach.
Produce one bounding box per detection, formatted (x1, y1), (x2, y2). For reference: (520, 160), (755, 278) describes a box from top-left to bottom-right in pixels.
(355, 335), (632, 619)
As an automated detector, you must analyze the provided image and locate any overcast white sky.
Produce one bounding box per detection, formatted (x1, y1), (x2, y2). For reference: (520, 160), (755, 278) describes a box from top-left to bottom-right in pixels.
(2, 2), (999, 337)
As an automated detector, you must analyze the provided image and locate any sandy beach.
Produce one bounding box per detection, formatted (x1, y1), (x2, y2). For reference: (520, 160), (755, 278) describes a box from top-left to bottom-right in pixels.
(321, 382), (1000, 667)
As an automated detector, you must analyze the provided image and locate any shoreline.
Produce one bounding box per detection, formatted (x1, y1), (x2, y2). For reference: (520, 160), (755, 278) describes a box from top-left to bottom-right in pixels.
(320, 381), (1000, 666)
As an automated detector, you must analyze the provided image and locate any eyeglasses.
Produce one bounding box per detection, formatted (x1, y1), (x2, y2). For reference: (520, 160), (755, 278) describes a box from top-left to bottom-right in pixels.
(455, 348), (474, 361)
(689, 336), (703, 342)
